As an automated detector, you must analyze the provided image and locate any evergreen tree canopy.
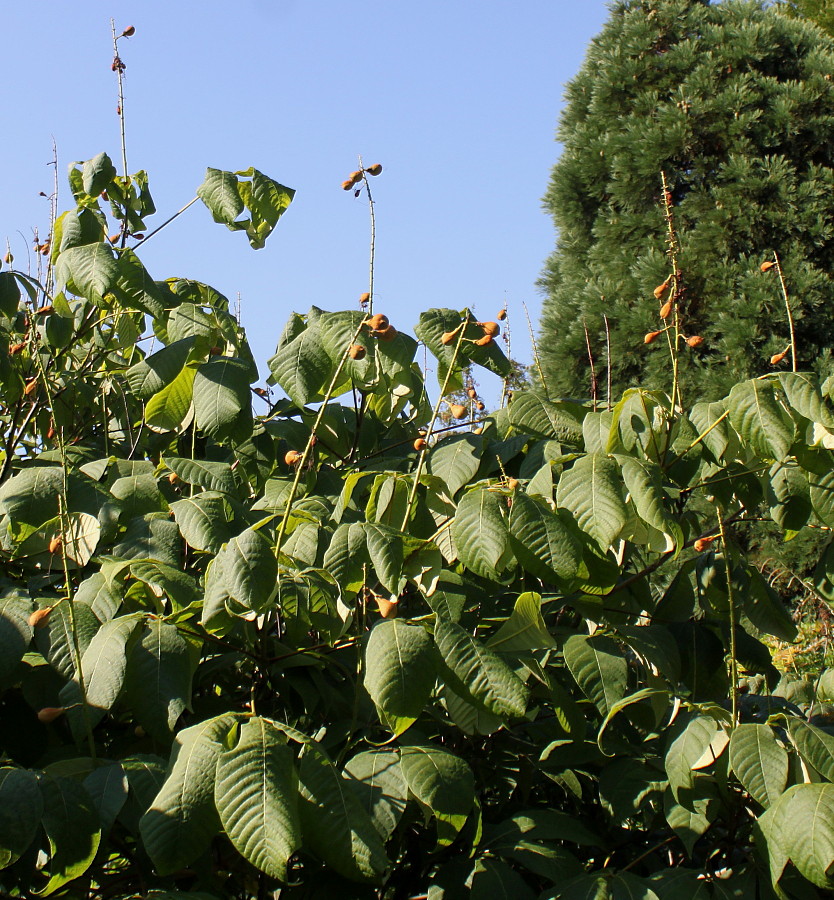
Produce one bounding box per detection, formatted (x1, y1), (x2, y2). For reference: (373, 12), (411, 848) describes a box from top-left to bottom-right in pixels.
(538, 0), (834, 402)
(780, 0), (834, 37)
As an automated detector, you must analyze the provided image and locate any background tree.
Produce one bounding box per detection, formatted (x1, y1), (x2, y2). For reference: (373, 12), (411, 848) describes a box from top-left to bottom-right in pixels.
(778, 0), (834, 36)
(538, 0), (834, 402)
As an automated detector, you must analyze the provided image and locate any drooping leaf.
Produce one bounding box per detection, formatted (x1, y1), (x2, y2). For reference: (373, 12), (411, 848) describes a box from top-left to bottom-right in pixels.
(170, 493), (232, 555)
(215, 717), (301, 882)
(665, 714), (724, 803)
(507, 490), (582, 586)
(0, 768), (42, 869)
(267, 321), (331, 407)
(35, 599), (99, 680)
(765, 783), (834, 889)
(125, 338), (196, 400)
(55, 242), (118, 302)
(192, 357), (253, 443)
(557, 454), (627, 551)
(729, 724), (788, 808)
(788, 718), (834, 783)
(727, 379), (794, 461)
(343, 750), (407, 842)
(165, 457), (237, 495)
(507, 391), (584, 445)
(563, 633), (628, 718)
(144, 365), (196, 433)
(451, 485), (512, 579)
(486, 592), (557, 652)
(214, 527), (277, 614)
(0, 594), (33, 687)
(426, 434), (483, 497)
(83, 763), (129, 837)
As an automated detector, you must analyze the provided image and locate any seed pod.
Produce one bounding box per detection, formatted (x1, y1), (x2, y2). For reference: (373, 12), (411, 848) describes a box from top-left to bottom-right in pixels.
(24, 378), (37, 395)
(686, 335), (704, 348)
(476, 401), (485, 411)
(659, 300), (673, 319)
(37, 707), (65, 724)
(341, 180), (353, 191)
(209, 346), (223, 356)
(35, 305), (54, 316)
(46, 424), (55, 440)
(760, 260), (777, 273)
(770, 348), (789, 365)
(348, 343), (366, 360)
(9, 342), (25, 355)
(377, 325), (397, 342)
(374, 593), (397, 618)
(122, 25), (136, 36)
(253, 387), (268, 397)
(507, 477), (519, 490)
(441, 331), (457, 345)
(109, 234), (120, 244)
(450, 404), (467, 419)
(368, 313), (389, 331)
(474, 334), (493, 347)
(479, 321), (500, 337)
(467, 388), (477, 399)
(366, 163), (383, 176)
(167, 472), (179, 484)
(473, 426), (483, 434)
(349, 170), (363, 185)
(497, 308), (507, 321)
(285, 450), (303, 466)
(413, 438), (428, 451)
(653, 277), (671, 300)
(358, 292), (370, 306)
(644, 330), (662, 345)
(48, 536), (62, 554)
(29, 607), (53, 628)
(694, 536), (716, 552)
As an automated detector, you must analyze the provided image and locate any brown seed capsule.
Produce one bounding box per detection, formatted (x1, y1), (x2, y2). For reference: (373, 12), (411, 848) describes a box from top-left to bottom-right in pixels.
(122, 25), (136, 36)
(374, 593), (397, 618)
(376, 325), (397, 342)
(441, 331), (457, 345)
(497, 308), (507, 321)
(209, 346), (223, 356)
(35, 305), (54, 316)
(100, 191), (108, 201)
(366, 163), (383, 176)
(9, 342), (25, 355)
(467, 388), (477, 399)
(358, 292), (370, 306)
(341, 180), (353, 191)
(472, 426), (483, 434)
(37, 707), (65, 724)
(167, 472), (179, 484)
(694, 536), (716, 552)
(507, 477), (519, 490)
(349, 170), (363, 185)
(653, 277), (671, 300)
(285, 450), (303, 466)
(368, 313), (389, 331)
(108, 234), (120, 244)
(48, 536), (62, 554)
(24, 378), (38, 396)
(686, 335), (704, 348)
(770, 349), (789, 366)
(29, 607), (53, 628)
(46, 424), (55, 440)
(476, 401), (485, 411)
(479, 321), (500, 337)
(474, 334), (493, 347)
(450, 404), (467, 419)
(252, 387), (268, 397)
(760, 260), (777, 273)
(644, 330), (662, 345)
(659, 300), (673, 320)
(348, 343), (366, 360)
(413, 438), (428, 451)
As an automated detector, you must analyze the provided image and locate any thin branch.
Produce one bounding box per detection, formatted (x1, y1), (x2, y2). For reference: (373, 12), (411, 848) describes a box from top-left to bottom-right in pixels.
(131, 196), (199, 249)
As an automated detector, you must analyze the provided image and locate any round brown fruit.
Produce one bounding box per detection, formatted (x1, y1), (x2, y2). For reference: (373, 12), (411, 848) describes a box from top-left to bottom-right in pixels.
(29, 607), (53, 629)
(341, 180), (353, 191)
(366, 163), (383, 176)
(48, 536), (62, 555)
(167, 472), (179, 484)
(285, 450), (303, 466)
(686, 335), (704, 348)
(476, 401), (485, 411)
(358, 292), (371, 305)
(377, 325), (397, 342)
(507, 478), (519, 490)
(760, 260), (777, 273)
(348, 343), (366, 360)
(474, 334), (493, 346)
(368, 313), (389, 331)
(413, 438), (428, 451)
(467, 388), (477, 399)
(450, 404), (467, 419)
(480, 321), (500, 337)
(122, 25), (136, 36)
(37, 707), (65, 724)
(497, 308), (507, 321)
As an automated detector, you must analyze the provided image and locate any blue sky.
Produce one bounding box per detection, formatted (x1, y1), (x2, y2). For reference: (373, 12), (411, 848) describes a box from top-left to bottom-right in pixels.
(3, 1), (611, 400)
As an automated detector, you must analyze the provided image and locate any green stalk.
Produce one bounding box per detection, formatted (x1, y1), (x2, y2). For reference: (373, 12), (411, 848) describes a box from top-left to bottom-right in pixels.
(717, 508), (739, 728)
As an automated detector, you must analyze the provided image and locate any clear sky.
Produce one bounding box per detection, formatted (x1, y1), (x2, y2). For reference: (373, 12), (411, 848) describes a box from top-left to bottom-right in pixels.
(2, 1), (611, 400)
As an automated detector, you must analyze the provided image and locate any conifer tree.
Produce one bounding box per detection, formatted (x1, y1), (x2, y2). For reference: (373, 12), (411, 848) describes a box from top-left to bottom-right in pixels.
(538, 0), (834, 402)
(780, 0), (834, 37)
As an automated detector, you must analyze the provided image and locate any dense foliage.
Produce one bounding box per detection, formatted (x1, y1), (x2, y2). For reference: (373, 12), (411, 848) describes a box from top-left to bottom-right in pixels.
(778, 0), (834, 36)
(6, 153), (834, 899)
(538, 0), (834, 402)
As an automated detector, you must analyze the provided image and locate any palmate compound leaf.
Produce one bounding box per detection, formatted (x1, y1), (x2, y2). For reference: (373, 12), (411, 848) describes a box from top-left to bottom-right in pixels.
(363, 619), (438, 735)
(0, 767), (42, 869)
(728, 724), (788, 808)
(139, 714), (237, 874)
(762, 783), (834, 889)
(399, 743), (475, 847)
(556, 454), (628, 552)
(297, 743), (390, 883)
(434, 619), (528, 719)
(451, 485), (513, 580)
(214, 717), (301, 882)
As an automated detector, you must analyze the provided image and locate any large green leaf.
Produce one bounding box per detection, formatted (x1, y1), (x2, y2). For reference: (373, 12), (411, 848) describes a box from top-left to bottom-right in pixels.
(507, 490), (582, 586)
(729, 724), (788, 808)
(399, 744), (475, 846)
(619, 457), (683, 552)
(192, 357), (253, 443)
(486, 592), (557, 652)
(267, 321), (331, 407)
(234, 167), (295, 249)
(426, 434), (483, 497)
(765, 783), (834, 888)
(35, 599), (99, 680)
(0, 594), (33, 687)
(170, 493), (232, 554)
(727, 379), (794, 461)
(297, 743), (390, 882)
(563, 633), (628, 718)
(124, 619), (192, 740)
(214, 528), (277, 614)
(507, 391), (584, 445)
(363, 523), (407, 595)
(125, 338), (196, 400)
(139, 714), (236, 874)
(435, 619), (528, 718)
(664, 714), (724, 803)
(364, 619), (437, 735)
(788, 718), (834, 783)
(39, 774), (101, 895)
(810, 469), (834, 529)
(215, 717), (300, 882)
(343, 751), (407, 842)
(663, 790), (714, 858)
(55, 242), (118, 302)
(0, 466), (63, 527)
(83, 763), (129, 837)
(144, 365), (195, 433)
(81, 151), (116, 195)
(780, 372), (834, 430)
(451, 485), (512, 579)
(557, 454), (627, 551)
(165, 457), (237, 495)
(197, 167), (244, 224)
(0, 768), (42, 869)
